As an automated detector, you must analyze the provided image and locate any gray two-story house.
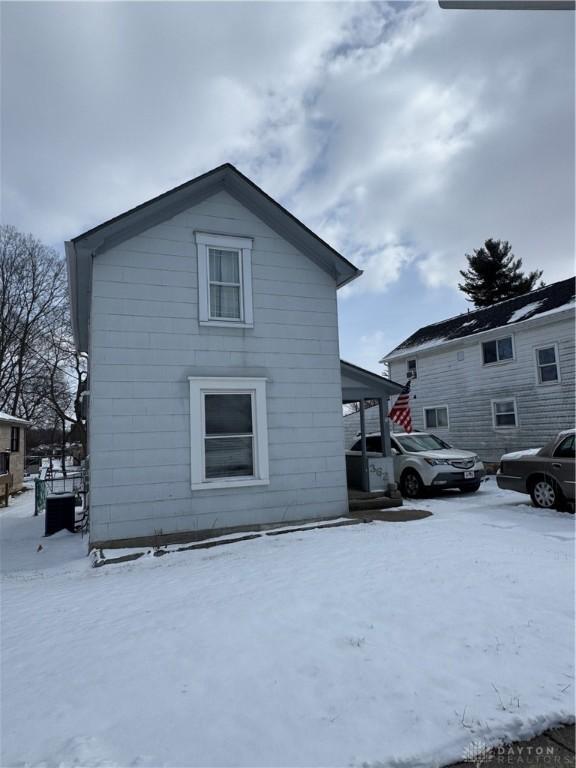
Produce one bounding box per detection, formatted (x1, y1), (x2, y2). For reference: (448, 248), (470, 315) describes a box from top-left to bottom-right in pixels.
(66, 164), (401, 548)
(377, 278), (575, 463)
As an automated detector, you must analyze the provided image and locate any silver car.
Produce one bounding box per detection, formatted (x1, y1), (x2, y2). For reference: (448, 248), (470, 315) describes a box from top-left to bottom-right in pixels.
(496, 429), (575, 510)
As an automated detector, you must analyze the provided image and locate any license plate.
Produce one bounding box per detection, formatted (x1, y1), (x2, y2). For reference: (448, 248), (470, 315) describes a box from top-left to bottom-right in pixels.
(464, 470), (475, 479)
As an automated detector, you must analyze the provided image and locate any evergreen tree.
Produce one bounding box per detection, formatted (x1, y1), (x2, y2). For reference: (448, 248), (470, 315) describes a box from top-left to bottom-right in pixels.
(458, 239), (544, 308)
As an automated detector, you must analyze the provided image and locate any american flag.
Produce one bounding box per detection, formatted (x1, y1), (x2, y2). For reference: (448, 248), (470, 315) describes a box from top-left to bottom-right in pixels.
(388, 381), (412, 433)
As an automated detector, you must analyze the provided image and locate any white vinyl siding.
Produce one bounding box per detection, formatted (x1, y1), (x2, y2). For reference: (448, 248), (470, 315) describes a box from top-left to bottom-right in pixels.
(535, 344), (560, 384)
(195, 231), (253, 327)
(424, 406), (449, 429)
(88, 190), (348, 544)
(491, 399), (518, 428)
(482, 336), (514, 365)
(377, 313), (575, 463)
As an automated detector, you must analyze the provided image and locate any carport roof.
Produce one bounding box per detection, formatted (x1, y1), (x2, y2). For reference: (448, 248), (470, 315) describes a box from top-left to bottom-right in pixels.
(340, 360), (404, 403)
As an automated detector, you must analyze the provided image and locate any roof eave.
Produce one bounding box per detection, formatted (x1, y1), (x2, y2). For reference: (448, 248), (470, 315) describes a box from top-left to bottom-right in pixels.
(381, 303), (576, 362)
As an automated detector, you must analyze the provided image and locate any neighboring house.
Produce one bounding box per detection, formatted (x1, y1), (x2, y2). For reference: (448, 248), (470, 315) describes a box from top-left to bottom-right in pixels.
(66, 163), (401, 548)
(374, 278), (575, 463)
(0, 412), (30, 492)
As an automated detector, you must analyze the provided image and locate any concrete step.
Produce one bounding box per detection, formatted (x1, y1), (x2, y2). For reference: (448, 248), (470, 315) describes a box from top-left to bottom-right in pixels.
(349, 496), (402, 512)
(348, 490), (394, 501)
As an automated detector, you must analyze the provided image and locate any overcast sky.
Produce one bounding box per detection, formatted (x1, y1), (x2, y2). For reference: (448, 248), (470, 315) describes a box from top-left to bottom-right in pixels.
(2, 1), (574, 370)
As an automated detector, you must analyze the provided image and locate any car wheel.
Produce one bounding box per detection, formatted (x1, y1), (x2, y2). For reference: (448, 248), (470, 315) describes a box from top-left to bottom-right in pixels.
(530, 477), (563, 510)
(458, 482), (481, 493)
(401, 469), (424, 499)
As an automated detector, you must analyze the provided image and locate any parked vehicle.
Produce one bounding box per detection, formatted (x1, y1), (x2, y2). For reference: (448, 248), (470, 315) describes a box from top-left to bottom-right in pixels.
(349, 432), (485, 498)
(496, 429), (575, 510)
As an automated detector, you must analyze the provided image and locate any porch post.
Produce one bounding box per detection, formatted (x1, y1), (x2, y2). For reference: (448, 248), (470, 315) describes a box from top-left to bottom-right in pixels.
(359, 398), (369, 491)
(378, 398), (392, 457)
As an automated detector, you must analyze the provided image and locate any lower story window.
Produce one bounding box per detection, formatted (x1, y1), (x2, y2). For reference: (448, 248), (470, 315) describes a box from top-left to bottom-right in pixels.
(424, 406), (449, 429)
(189, 377), (269, 490)
(204, 393), (254, 479)
(492, 399), (518, 428)
(0, 452), (10, 475)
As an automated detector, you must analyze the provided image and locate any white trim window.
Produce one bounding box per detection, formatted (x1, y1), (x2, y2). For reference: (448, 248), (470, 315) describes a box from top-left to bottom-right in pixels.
(535, 344), (560, 384)
(407, 359), (417, 379)
(492, 398), (518, 428)
(195, 232), (254, 327)
(424, 406), (449, 429)
(189, 377), (269, 490)
(482, 336), (514, 365)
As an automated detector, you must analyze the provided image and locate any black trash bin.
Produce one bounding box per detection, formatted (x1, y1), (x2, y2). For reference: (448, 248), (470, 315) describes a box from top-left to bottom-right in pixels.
(45, 492), (76, 536)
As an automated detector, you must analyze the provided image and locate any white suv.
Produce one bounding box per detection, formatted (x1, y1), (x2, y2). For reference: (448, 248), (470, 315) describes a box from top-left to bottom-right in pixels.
(350, 432), (485, 499)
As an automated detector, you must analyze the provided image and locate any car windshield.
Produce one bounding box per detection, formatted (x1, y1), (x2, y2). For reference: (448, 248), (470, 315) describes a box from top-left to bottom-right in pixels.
(396, 434), (451, 452)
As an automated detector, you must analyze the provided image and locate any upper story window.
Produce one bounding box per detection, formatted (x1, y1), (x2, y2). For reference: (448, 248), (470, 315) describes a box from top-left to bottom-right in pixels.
(535, 345), (560, 384)
(195, 232), (254, 327)
(10, 427), (20, 453)
(407, 359), (417, 379)
(482, 336), (513, 365)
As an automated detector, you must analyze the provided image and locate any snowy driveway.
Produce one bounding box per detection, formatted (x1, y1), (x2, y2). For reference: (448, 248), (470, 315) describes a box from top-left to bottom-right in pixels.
(1, 481), (574, 768)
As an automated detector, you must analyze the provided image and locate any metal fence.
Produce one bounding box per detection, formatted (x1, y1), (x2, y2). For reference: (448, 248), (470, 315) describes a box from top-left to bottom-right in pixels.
(34, 471), (86, 516)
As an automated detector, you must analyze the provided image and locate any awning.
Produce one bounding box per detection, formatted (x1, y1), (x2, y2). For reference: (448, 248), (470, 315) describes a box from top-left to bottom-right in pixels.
(340, 360), (404, 403)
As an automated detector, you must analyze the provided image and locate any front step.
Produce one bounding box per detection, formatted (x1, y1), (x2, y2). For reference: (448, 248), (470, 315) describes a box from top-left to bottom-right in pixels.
(348, 489), (396, 501)
(348, 495), (402, 512)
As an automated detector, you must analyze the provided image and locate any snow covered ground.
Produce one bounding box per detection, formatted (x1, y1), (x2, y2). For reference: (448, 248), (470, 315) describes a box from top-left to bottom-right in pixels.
(1, 480), (574, 768)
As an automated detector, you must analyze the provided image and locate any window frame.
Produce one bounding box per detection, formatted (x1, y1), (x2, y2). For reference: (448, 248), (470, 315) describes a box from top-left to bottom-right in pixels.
(491, 398), (518, 429)
(534, 343), (561, 385)
(195, 232), (254, 328)
(423, 405), (450, 430)
(407, 359), (417, 379)
(10, 427), (20, 453)
(482, 335), (515, 366)
(189, 376), (269, 490)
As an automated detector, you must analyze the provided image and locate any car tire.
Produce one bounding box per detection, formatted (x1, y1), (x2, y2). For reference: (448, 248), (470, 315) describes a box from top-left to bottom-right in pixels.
(458, 482), (481, 493)
(401, 469), (424, 499)
(529, 476), (564, 510)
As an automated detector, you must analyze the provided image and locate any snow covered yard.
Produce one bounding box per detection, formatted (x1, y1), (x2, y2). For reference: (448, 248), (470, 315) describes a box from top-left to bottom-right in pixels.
(1, 481), (574, 768)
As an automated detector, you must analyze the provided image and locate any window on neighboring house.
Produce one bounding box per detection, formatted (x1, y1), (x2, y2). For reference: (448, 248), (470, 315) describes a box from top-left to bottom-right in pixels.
(195, 232), (253, 327)
(0, 452), (9, 475)
(492, 399), (518, 428)
(10, 427), (19, 453)
(407, 359), (417, 379)
(189, 377), (269, 490)
(482, 336), (513, 365)
(535, 345), (559, 384)
(424, 406), (449, 429)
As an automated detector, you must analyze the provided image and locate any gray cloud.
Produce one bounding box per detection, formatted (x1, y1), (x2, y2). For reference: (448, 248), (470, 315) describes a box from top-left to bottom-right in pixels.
(1, 1), (573, 296)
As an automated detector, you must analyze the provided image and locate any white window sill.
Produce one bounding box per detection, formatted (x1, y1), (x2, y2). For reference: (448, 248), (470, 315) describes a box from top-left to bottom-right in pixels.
(200, 319), (254, 329)
(536, 379), (561, 386)
(482, 359), (515, 367)
(191, 477), (269, 491)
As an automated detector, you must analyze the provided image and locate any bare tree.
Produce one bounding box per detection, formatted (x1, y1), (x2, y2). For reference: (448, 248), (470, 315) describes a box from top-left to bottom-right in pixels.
(0, 225), (68, 419)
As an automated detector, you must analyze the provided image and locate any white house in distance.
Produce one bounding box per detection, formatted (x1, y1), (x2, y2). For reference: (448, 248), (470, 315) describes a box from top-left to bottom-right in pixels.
(375, 278), (575, 463)
(66, 163), (402, 548)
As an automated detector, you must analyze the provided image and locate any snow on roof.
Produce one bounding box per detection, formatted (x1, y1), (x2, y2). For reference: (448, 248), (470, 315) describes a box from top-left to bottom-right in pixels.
(0, 411), (30, 426)
(383, 277), (575, 360)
